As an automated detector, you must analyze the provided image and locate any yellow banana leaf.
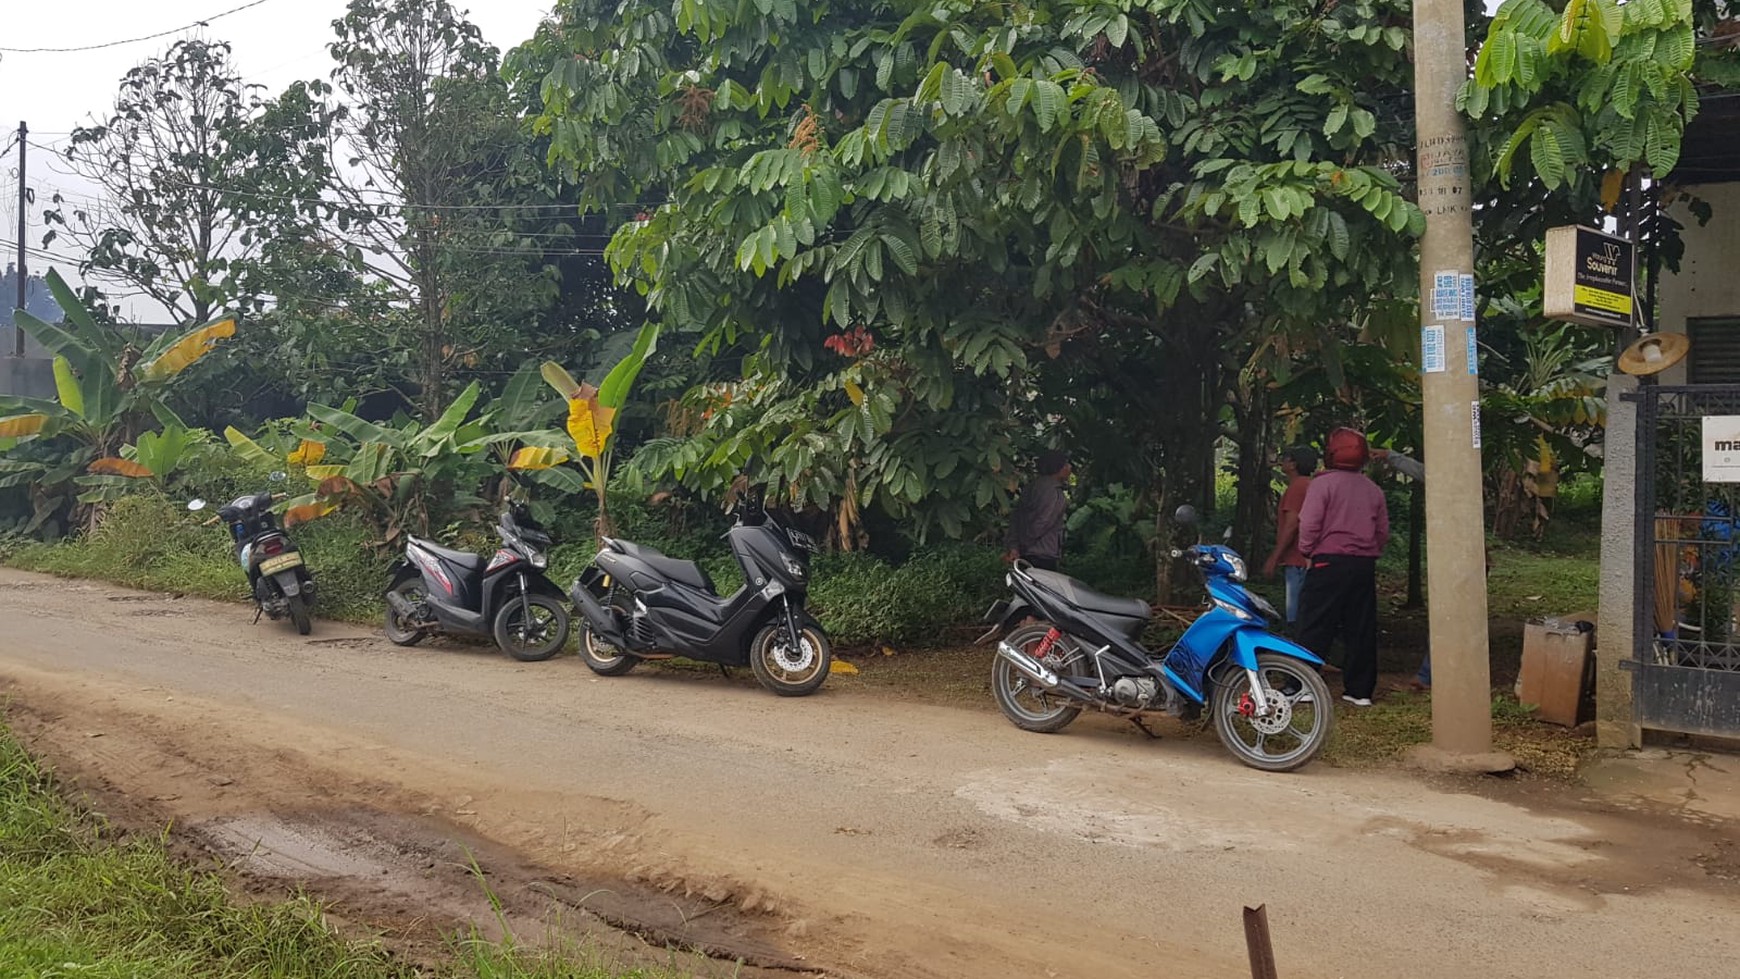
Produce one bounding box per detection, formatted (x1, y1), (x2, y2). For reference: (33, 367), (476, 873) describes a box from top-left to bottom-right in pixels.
(829, 660), (860, 675)
(0, 414), (48, 438)
(305, 465), (346, 480)
(566, 389), (616, 460)
(53, 357), (85, 418)
(288, 439), (327, 466)
(88, 457), (155, 478)
(540, 361), (583, 400)
(843, 379), (865, 407)
(507, 445), (573, 470)
(282, 499), (339, 527)
(224, 426), (275, 467)
(140, 318), (236, 382)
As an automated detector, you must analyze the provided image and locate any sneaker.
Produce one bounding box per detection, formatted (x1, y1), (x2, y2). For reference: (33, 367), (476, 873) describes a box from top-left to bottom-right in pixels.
(1341, 695), (1373, 707)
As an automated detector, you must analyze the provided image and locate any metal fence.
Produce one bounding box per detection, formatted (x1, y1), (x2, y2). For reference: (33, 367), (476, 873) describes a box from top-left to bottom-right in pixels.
(1631, 385), (1740, 738)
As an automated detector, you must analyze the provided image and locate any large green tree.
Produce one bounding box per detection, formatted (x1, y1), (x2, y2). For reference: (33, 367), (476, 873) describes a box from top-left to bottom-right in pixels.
(517, 0), (1428, 573)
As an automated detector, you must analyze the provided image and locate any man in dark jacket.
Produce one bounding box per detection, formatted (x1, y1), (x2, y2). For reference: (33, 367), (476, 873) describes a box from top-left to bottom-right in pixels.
(1004, 450), (1071, 571)
(1297, 428), (1390, 707)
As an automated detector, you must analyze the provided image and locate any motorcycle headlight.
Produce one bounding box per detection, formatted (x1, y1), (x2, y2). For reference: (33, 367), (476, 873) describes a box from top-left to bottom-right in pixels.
(1211, 597), (1254, 622)
(1224, 554), (1248, 582)
(781, 554), (807, 580)
(529, 552), (549, 570)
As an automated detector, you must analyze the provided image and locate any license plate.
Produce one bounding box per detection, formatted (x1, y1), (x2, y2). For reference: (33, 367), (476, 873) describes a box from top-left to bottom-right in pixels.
(259, 553), (303, 575)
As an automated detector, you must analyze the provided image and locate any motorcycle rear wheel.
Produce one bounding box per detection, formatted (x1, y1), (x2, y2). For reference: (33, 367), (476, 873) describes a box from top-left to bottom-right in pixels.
(383, 578), (428, 647)
(990, 624), (1083, 733)
(287, 593), (313, 636)
(1211, 652), (1333, 773)
(579, 622), (639, 676)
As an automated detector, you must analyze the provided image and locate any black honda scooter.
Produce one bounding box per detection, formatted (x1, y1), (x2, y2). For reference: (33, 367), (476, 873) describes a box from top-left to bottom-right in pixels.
(188, 471), (318, 635)
(568, 486), (832, 696)
(383, 501), (571, 661)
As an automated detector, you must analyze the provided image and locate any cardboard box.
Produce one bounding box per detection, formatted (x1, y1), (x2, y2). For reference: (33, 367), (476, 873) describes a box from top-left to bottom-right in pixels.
(1519, 619), (1595, 727)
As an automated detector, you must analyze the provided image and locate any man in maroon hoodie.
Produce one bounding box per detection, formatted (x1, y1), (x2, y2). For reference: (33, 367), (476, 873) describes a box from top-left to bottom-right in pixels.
(1297, 428), (1391, 707)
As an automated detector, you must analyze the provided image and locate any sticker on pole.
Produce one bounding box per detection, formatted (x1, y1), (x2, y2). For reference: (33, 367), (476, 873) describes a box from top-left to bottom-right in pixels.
(1459, 274), (1476, 322)
(1471, 401), (1482, 449)
(1421, 325), (1446, 373)
(1466, 327), (1479, 375)
(1433, 271), (1459, 320)
(1703, 416), (1740, 482)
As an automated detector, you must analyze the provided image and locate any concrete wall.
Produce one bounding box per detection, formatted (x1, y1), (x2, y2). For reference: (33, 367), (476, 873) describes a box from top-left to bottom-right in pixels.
(1656, 181), (1740, 383)
(0, 356), (55, 400)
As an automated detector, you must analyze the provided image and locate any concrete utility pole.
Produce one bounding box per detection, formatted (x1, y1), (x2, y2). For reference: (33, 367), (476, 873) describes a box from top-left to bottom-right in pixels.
(13, 120), (25, 357)
(1409, 4), (1513, 771)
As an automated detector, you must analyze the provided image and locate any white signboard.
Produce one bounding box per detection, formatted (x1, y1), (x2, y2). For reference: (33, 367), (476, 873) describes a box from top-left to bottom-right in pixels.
(1705, 417), (1740, 482)
(1421, 325), (1446, 373)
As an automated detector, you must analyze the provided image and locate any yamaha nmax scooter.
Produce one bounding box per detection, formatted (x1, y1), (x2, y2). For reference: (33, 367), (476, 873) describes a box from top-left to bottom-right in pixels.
(383, 501), (571, 661)
(568, 486), (832, 696)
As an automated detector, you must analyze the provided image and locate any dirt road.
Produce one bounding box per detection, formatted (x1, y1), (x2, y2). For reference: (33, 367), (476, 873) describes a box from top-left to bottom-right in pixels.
(3, 568), (1738, 979)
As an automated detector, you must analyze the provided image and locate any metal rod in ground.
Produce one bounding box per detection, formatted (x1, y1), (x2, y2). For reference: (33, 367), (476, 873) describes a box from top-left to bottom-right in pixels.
(1243, 904), (1279, 979)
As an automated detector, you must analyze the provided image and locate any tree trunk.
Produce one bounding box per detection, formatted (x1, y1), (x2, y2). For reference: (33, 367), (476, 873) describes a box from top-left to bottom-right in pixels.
(1232, 381), (1274, 561)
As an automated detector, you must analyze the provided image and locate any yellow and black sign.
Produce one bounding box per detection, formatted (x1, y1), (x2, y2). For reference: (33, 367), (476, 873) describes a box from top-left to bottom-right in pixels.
(1544, 225), (1635, 329)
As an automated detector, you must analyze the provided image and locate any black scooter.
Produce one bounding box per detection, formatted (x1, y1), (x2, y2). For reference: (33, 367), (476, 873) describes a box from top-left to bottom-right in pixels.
(383, 501), (571, 661)
(568, 486), (832, 696)
(188, 471), (317, 635)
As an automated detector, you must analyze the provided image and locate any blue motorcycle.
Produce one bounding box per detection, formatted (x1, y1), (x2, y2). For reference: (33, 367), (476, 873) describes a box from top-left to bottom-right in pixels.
(980, 505), (1332, 771)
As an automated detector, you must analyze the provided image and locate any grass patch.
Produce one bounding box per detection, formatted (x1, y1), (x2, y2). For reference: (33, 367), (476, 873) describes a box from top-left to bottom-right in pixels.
(0, 496), (389, 625)
(0, 714), (682, 979)
(1324, 691), (1595, 777)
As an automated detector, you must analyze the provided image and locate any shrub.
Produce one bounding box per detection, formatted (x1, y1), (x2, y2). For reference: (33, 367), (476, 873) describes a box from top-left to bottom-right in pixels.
(3, 495), (386, 623)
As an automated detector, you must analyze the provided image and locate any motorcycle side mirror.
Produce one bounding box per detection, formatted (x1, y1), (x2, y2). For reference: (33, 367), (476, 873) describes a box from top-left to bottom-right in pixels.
(1173, 504), (1199, 526)
(187, 499), (208, 512)
(268, 470), (287, 483)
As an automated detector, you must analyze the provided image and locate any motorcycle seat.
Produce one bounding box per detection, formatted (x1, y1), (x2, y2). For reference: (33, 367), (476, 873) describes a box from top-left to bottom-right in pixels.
(604, 539), (714, 592)
(1027, 569), (1153, 622)
(410, 537), (486, 572)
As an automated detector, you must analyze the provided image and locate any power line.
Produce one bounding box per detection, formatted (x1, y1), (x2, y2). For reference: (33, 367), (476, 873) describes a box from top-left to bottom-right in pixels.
(0, 0), (280, 54)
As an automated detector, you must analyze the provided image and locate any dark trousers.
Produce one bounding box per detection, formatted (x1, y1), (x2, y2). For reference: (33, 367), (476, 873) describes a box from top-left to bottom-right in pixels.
(1022, 554), (1059, 571)
(1297, 554), (1379, 699)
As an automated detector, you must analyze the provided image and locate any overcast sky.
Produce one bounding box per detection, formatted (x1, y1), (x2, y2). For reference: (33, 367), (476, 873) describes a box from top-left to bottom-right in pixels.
(0, 0), (556, 317)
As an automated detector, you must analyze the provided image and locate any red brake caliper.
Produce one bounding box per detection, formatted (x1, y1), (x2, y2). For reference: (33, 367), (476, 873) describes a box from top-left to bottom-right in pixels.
(1237, 691), (1257, 717)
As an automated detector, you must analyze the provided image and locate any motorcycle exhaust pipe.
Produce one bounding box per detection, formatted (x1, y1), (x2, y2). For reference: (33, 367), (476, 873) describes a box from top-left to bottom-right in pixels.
(384, 589), (420, 621)
(997, 640), (1062, 689)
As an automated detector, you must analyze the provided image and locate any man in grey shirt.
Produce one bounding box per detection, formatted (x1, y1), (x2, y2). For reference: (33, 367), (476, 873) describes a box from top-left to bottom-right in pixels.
(1004, 450), (1071, 571)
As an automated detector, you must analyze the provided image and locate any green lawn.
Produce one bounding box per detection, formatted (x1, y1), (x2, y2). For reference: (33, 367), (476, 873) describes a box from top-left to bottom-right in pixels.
(0, 718), (679, 979)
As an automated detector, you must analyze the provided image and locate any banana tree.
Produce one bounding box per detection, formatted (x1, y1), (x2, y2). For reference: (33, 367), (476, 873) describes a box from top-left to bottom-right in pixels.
(505, 323), (659, 537)
(1, 268), (236, 531)
(230, 382), (497, 542)
(74, 424), (203, 503)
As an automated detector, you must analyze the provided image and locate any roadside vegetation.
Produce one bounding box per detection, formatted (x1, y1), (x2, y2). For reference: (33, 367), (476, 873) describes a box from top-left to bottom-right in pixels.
(0, 716), (687, 979)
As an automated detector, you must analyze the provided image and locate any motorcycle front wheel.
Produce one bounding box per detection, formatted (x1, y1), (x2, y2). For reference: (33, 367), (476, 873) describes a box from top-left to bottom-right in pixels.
(1211, 652), (1333, 773)
(493, 594), (571, 662)
(749, 619), (831, 697)
(990, 624), (1083, 734)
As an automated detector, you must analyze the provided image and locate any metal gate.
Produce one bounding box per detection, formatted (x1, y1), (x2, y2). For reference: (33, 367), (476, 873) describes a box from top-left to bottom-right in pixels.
(1631, 385), (1740, 738)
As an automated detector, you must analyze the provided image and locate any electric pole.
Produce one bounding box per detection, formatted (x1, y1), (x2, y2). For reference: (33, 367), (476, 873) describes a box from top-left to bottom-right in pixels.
(13, 120), (24, 357)
(1411, 5), (1513, 770)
